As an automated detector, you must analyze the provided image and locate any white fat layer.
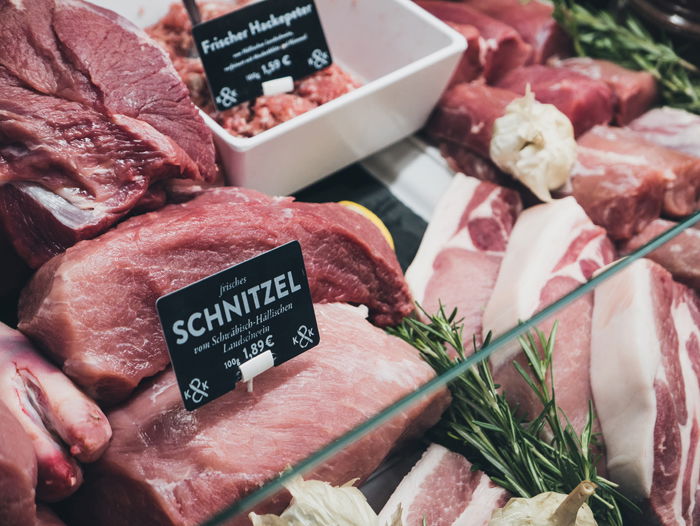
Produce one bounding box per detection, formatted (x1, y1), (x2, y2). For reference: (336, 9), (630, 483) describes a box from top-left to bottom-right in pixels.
(484, 197), (598, 369)
(378, 444), (449, 524)
(405, 174), (480, 303)
(590, 261), (659, 500)
(669, 298), (700, 523)
(452, 476), (505, 526)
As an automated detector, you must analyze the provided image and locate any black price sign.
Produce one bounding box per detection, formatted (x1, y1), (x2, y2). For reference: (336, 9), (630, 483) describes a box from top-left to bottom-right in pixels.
(156, 241), (319, 410)
(192, 0), (333, 111)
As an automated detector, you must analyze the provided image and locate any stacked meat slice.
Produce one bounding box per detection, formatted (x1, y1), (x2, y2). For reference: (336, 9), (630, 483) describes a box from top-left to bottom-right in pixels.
(64, 304), (450, 526)
(591, 259), (700, 524)
(379, 444), (509, 526)
(483, 197), (614, 433)
(406, 173), (521, 346)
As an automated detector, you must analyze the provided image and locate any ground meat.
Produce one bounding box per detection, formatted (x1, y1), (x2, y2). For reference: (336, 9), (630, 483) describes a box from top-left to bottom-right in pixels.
(148, 2), (360, 138)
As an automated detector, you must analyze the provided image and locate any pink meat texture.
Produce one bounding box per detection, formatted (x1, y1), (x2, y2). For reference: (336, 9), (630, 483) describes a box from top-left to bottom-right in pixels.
(591, 259), (700, 525)
(0, 323), (112, 501)
(147, 2), (359, 138)
(555, 57), (658, 125)
(571, 144), (666, 240)
(416, 1), (532, 83)
(64, 303), (451, 526)
(0, 400), (37, 526)
(406, 174), (521, 347)
(496, 65), (614, 136)
(629, 106), (700, 158)
(483, 197), (614, 433)
(459, 0), (571, 64)
(0, 0), (218, 268)
(379, 443), (509, 526)
(426, 83), (518, 159)
(18, 187), (413, 404)
(620, 219), (700, 291)
(443, 21), (483, 85)
(578, 125), (700, 218)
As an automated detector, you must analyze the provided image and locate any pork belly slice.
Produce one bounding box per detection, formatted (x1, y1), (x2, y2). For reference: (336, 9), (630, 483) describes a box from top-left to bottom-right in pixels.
(620, 219), (700, 291)
(0, 0), (217, 267)
(0, 323), (112, 501)
(379, 443), (508, 526)
(460, 0), (571, 64)
(571, 145), (666, 240)
(64, 304), (450, 526)
(406, 174), (521, 346)
(0, 400), (37, 526)
(482, 197), (614, 433)
(629, 106), (700, 158)
(555, 57), (658, 125)
(18, 188), (413, 404)
(578, 125), (700, 218)
(496, 65), (614, 136)
(426, 83), (518, 159)
(591, 259), (700, 524)
(416, 1), (532, 83)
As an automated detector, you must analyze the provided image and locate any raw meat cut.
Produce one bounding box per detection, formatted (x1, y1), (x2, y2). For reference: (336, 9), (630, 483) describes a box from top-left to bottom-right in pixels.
(629, 106), (700, 158)
(379, 443), (509, 526)
(148, 3), (359, 138)
(0, 0), (218, 268)
(578, 125), (700, 218)
(620, 219), (700, 291)
(18, 188), (413, 404)
(460, 0), (571, 64)
(406, 174), (521, 346)
(416, 1), (532, 82)
(555, 57), (658, 125)
(591, 259), (700, 525)
(0, 323), (112, 501)
(571, 145), (666, 240)
(443, 22), (483, 85)
(0, 400), (37, 526)
(482, 197), (614, 433)
(496, 65), (614, 136)
(64, 303), (451, 526)
(426, 83), (518, 159)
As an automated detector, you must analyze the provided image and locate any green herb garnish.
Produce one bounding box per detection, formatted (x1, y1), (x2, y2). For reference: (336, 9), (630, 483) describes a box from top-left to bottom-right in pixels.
(389, 305), (639, 526)
(551, 0), (700, 113)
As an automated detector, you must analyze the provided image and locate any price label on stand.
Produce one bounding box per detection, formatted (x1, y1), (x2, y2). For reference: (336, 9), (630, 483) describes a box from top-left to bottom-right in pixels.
(192, 0), (333, 110)
(156, 241), (319, 410)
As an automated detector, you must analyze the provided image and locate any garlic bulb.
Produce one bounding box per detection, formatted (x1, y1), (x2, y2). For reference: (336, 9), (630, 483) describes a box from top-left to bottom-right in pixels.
(489, 87), (576, 202)
(249, 477), (402, 526)
(489, 481), (598, 526)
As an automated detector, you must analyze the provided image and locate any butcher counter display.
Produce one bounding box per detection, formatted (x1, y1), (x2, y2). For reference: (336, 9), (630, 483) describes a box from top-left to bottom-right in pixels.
(1, 0), (700, 525)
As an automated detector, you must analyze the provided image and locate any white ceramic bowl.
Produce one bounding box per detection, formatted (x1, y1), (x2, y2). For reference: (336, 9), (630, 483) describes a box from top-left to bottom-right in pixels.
(91, 0), (465, 195)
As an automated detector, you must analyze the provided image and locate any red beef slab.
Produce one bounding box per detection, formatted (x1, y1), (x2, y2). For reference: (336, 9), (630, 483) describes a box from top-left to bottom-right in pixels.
(496, 64), (614, 136)
(444, 22), (483, 85)
(461, 0), (571, 64)
(0, 0), (217, 267)
(416, 1), (532, 82)
(19, 188), (414, 404)
(578, 125), (700, 218)
(63, 303), (450, 526)
(426, 83), (518, 159)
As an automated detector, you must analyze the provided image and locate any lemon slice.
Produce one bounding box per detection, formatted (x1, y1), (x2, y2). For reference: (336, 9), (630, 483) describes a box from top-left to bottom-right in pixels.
(338, 200), (395, 250)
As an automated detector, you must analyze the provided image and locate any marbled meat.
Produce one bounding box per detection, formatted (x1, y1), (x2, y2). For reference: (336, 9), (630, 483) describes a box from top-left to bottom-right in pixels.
(379, 443), (508, 526)
(64, 303), (450, 526)
(19, 188), (414, 404)
(591, 259), (700, 525)
(483, 197), (614, 433)
(629, 106), (700, 158)
(406, 174), (521, 347)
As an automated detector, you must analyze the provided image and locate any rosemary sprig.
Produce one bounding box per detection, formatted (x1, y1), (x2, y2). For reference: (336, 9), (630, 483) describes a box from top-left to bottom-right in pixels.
(388, 305), (639, 526)
(551, 0), (700, 113)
